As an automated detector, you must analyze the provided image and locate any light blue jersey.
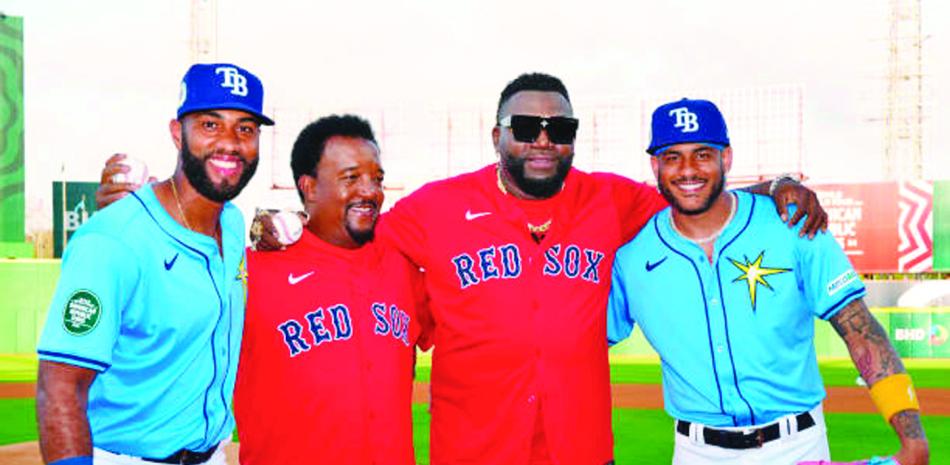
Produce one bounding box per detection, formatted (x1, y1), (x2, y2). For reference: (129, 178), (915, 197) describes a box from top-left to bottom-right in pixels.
(37, 184), (247, 456)
(607, 191), (865, 427)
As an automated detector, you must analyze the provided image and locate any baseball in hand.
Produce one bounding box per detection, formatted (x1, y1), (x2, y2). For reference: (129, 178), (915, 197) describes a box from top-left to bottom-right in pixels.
(112, 157), (149, 187)
(272, 210), (304, 245)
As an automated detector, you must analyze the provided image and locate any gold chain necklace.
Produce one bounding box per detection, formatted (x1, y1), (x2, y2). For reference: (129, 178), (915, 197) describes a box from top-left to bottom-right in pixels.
(527, 219), (552, 235)
(169, 178), (193, 231)
(497, 165), (553, 238)
(670, 192), (735, 244)
(496, 165), (509, 195)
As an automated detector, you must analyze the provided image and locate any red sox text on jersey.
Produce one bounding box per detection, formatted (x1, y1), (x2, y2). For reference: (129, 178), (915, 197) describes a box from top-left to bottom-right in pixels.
(452, 243), (605, 288)
(277, 301), (412, 356)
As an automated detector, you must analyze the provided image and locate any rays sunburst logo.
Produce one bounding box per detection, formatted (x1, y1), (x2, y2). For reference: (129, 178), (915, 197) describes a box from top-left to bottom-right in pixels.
(728, 251), (791, 311)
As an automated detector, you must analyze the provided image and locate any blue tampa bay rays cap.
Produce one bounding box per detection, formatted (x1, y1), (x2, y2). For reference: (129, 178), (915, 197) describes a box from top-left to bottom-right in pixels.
(647, 98), (729, 155)
(177, 63), (275, 125)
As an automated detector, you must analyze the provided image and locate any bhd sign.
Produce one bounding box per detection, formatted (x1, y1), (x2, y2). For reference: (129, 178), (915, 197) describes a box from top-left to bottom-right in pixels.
(52, 181), (99, 258)
(895, 328), (927, 342)
(887, 310), (950, 358)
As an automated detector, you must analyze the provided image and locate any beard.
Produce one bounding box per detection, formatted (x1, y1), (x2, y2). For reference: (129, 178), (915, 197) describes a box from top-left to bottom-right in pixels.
(346, 222), (375, 245)
(501, 153), (573, 199)
(344, 200), (379, 245)
(180, 132), (259, 203)
(657, 167), (726, 216)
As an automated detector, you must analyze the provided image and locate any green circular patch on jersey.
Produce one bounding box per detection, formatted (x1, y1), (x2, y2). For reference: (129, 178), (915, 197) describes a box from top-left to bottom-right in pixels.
(62, 290), (102, 336)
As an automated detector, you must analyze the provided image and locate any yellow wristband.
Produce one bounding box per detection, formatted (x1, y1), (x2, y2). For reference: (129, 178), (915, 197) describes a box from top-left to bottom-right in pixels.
(869, 373), (920, 423)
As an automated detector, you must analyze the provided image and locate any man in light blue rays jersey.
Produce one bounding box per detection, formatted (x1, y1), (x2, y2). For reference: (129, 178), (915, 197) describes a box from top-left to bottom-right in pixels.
(35, 63), (273, 465)
(607, 98), (928, 465)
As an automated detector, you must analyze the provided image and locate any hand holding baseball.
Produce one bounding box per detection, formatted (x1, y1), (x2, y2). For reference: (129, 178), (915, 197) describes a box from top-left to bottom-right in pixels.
(272, 210), (304, 245)
(97, 153), (157, 209)
(251, 208), (306, 250)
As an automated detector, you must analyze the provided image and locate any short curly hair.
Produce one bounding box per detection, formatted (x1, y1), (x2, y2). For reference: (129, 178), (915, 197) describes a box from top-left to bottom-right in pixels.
(290, 114), (377, 202)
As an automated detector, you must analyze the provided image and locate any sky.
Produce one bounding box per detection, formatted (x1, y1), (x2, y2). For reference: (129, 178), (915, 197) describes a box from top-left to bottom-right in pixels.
(2, 0), (948, 233)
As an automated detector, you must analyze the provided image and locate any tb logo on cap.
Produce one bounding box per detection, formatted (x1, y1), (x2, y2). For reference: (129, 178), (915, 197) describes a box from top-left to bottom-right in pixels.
(215, 66), (248, 97)
(669, 107), (699, 133)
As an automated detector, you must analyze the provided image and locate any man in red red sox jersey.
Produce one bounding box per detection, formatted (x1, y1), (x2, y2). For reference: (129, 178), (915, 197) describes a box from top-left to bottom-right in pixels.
(235, 115), (431, 465)
(376, 74), (828, 465)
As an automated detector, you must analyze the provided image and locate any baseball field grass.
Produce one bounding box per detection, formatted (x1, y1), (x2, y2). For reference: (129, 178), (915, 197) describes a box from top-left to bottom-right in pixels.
(3, 355), (948, 463)
(415, 355), (950, 388)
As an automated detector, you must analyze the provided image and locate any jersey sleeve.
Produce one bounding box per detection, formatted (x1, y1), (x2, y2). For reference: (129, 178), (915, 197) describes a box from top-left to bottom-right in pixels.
(606, 256), (637, 346)
(378, 193), (430, 269)
(604, 174), (668, 244)
(37, 232), (139, 372)
(794, 222), (867, 320)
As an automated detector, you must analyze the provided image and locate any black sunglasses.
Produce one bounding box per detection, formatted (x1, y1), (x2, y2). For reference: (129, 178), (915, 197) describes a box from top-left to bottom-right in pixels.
(498, 114), (579, 145)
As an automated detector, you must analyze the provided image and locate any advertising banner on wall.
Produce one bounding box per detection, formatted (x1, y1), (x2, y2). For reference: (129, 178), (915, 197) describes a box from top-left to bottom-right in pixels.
(886, 310), (950, 358)
(52, 181), (99, 257)
(0, 15), (25, 242)
(813, 181), (934, 273)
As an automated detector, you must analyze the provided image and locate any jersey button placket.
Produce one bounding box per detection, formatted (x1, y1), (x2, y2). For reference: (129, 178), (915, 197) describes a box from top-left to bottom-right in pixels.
(711, 295), (724, 355)
(700, 253), (735, 421)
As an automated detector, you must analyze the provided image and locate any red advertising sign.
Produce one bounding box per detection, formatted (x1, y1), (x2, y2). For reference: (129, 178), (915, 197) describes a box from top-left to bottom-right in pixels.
(813, 183), (899, 272)
(811, 182), (933, 273)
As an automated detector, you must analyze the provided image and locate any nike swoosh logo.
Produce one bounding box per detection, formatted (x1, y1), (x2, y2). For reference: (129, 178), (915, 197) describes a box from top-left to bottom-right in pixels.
(164, 253), (179, 271)
(645, 257), (667, 272)
(288, 271), (315, 285)
(465, 210), (492, 221)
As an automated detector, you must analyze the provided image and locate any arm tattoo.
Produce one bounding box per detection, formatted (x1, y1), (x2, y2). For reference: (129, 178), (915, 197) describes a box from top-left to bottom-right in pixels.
(829, 298), (905, 385)
(891, 410), (926, 440)
(854, 350), (873, 382)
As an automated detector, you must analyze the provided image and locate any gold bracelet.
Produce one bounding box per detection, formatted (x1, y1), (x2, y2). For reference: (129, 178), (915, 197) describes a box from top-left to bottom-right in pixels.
(869, 373), (920, 423)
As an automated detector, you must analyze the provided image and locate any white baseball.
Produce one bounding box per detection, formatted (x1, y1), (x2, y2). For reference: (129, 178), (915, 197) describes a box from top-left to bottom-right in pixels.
(112, 157), (149, 187)
(272, 210), (304, 245)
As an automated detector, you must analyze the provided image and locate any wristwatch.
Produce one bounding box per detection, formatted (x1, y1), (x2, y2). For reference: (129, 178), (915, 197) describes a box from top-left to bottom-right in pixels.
(769, 173), (798, 197)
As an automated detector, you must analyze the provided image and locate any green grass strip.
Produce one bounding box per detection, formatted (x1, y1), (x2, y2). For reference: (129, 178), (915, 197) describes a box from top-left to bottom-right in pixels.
(412, 359), (950, 388)
(0, 398), (36, 445)
(8, 353), (949, 387)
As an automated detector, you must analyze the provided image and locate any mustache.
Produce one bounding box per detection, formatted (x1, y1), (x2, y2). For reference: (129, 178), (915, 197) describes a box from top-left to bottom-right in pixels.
(346, 200), (379, 210)
(205, 152), (247, 163)
(672, 176), (707, 183)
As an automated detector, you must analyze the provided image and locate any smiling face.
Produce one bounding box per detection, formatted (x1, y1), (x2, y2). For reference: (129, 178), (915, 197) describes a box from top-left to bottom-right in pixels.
(173, 109), (261, 203)
(301, 136), (384, 249)
(492, 90), (575, 199)
(651, 143), (733, 215)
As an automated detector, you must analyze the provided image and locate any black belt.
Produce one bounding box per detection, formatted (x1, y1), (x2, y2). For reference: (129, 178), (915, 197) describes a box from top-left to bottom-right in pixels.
(142, 444), (219, 465)
(676, 412), (815, 450)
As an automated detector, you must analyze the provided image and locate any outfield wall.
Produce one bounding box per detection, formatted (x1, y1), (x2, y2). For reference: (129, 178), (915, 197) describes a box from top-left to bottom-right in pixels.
(2, 260), (948, 357)
(0, 260), (59, 353)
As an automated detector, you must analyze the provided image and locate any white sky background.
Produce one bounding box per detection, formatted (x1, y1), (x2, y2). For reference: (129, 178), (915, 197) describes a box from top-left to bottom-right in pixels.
(2, 0), (948, 233)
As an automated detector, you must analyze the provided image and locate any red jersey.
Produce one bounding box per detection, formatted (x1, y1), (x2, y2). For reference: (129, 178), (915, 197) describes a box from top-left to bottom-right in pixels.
(234, 230), (430, 465)
(379, 165), (666, 465)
